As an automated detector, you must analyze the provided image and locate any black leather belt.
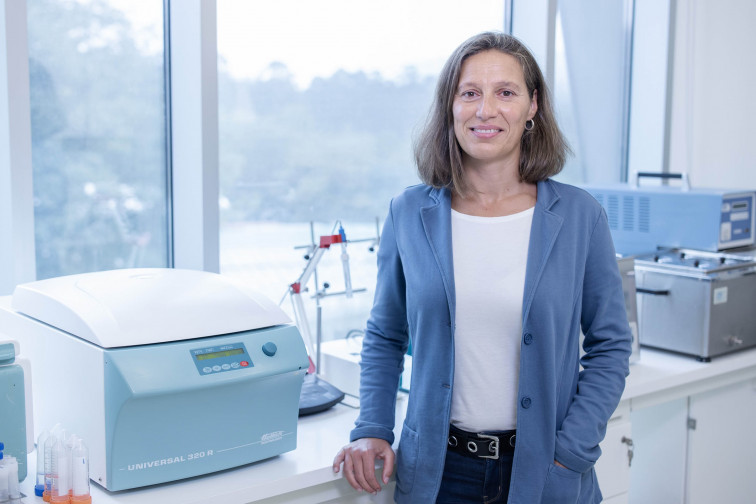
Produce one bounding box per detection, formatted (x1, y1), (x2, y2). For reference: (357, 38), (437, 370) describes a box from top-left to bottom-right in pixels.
(447, 424), (516, 460)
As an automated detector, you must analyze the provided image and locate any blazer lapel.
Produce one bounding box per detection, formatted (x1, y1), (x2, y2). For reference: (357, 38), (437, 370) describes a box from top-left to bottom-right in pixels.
(420, 187), (456, 320)
(522, 180), (563, 322)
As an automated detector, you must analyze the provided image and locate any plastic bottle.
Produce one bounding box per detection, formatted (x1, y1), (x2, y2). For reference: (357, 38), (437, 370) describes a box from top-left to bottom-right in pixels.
(70, 439), (91, 504)
(44, 425), (64, 502)
(338, 225), (353, 299)
(66, 434), (80, 500)
(6, 455), (21, 500)
(50, 435), (72, 503)
(36, 429), (51, 496)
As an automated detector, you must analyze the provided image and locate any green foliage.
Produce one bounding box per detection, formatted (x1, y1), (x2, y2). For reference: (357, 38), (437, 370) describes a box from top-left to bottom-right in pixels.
(29, 0), (434, 280)
(218, 66), (433, 223)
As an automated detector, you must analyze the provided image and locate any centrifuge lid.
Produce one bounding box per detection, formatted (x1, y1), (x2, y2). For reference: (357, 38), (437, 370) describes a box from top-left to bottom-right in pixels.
(11, 268), (291, 348)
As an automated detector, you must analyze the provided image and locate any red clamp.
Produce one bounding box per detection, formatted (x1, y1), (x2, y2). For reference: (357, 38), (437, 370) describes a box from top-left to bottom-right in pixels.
(319, 234), (343, 248)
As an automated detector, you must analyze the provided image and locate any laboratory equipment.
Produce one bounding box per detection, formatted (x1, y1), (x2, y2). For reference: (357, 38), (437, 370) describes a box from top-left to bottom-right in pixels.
(634, 249), (756, 361)
(0, 445), (23, 503)
(50, 435), (71, 503)
(44, 425), (64, 501)
(35, 429), (49, 496)
(286, 221), (379, 415)
(0, 339), (33, 482)
(6, 455), (21, 501)
(583, 173), (755, 255)
(0, 268), (310, 491)
(71, 438), (91, 504)
(320, 335), (364, 398)
(616, 255), (641, 364)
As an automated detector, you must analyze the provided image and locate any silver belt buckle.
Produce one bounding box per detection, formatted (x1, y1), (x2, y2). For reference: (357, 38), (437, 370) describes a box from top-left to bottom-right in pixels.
(478, 433), (499, 460)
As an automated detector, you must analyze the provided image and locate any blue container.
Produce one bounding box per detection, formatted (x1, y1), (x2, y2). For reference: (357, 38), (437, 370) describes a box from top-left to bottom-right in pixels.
(0, 342), (27, 481)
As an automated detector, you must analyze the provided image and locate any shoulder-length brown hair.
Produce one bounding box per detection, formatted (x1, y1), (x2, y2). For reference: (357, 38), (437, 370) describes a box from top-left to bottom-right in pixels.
(414, 32), (569, 194)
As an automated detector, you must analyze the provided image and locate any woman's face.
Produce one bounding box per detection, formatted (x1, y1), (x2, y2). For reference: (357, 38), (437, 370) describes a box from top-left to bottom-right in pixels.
(452, 50), (537, 168)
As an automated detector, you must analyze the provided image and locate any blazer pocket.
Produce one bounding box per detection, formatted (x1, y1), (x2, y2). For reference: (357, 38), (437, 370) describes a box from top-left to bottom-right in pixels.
(395, 422), (420, 494)
(540, 463), (582, 504)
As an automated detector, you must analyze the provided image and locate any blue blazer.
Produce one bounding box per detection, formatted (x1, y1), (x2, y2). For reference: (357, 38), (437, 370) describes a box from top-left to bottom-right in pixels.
(351, 179), (632, 503)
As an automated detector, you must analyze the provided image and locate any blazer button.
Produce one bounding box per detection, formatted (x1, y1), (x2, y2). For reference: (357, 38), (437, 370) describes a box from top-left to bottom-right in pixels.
(521, 396), (532, 409)
(524, 333), (533, 345)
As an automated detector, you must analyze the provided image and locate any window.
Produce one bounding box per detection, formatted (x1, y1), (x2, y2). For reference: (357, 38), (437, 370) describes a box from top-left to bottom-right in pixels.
(27, 0), (169, 280)
(552, 0), (634, 184)
(217, 0), (506, 336)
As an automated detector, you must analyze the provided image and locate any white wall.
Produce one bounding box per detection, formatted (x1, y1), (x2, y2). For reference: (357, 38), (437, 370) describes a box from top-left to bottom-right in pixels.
(668, 0), (756, 190)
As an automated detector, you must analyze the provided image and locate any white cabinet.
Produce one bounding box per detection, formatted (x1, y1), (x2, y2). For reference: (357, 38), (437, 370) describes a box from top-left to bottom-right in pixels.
(629, 378), (756, 504)
(629, 397), (688, 504)
(686, 378), (756, 504)
(595, 400), (632, 502)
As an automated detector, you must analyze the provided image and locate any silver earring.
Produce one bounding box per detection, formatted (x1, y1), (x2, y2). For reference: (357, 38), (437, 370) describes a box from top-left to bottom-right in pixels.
(525, 119), (535, 131)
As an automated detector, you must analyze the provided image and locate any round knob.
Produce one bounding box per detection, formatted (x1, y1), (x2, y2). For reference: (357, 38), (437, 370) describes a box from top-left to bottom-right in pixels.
(262, 342), (278, 357)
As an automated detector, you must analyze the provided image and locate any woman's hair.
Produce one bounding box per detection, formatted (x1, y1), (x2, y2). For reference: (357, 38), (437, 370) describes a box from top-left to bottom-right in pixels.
(414, 31), (569, 194)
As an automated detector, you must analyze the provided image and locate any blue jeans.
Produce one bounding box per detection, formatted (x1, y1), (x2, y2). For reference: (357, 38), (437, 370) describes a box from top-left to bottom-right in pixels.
(436, 447), (514, 503)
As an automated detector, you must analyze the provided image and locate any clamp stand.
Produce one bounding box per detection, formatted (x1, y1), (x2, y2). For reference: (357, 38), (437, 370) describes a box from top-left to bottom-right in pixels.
(285, 220), (378, 415)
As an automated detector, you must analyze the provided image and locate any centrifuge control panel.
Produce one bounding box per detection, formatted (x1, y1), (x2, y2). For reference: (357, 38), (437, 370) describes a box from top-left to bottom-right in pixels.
(190, 342), (253, 375)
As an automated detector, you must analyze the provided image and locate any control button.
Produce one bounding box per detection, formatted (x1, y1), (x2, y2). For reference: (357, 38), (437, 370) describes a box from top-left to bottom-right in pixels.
(202, 367), (213, 374)
(230, 362), (240, 369)
(212, 365), (222, 372)
(262, 342), (278, 357)
(240, 361), (249, 367)
(221, 364), (231, 370)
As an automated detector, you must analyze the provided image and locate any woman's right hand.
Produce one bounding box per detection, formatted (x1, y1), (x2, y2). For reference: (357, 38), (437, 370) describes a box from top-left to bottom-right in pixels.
(332, 437), (395, 494)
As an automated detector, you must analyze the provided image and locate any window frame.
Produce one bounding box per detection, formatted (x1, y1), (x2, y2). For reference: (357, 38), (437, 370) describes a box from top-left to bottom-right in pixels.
(1, 1), (35, 295)
(168, 0), (220, 273)
(1, 0), (221, 295)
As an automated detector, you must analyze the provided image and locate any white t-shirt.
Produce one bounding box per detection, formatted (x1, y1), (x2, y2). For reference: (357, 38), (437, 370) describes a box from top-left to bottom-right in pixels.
(450, 206), (533, 432)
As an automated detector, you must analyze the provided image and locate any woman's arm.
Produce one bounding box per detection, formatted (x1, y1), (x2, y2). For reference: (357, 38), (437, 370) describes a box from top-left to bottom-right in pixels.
(333, 203), (409, 491)
(554, 209), (633, 472)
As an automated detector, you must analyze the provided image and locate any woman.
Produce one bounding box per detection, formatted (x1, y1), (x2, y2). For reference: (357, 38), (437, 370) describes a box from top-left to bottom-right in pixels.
(332, 31), (631, 503)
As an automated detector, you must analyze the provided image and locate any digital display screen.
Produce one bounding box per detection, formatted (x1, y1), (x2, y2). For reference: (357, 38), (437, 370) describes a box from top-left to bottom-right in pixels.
(733, 202), (748, 210)
(195, 348), (244, 361)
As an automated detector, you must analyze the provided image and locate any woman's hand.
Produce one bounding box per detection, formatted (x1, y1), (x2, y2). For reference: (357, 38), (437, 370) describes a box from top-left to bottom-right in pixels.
(333, 438), (395, 494)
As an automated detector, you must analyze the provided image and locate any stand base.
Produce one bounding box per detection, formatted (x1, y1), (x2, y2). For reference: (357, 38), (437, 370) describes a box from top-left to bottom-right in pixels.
(299, 374), (345, 416)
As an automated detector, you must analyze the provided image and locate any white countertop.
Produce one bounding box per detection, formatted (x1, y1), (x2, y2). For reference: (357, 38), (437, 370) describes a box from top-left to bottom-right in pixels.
(17, 347), (756, 503)
(622, 347), (756, 409)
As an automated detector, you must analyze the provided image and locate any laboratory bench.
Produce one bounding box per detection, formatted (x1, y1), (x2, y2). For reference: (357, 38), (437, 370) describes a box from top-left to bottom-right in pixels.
(17, 347), (756, 504)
